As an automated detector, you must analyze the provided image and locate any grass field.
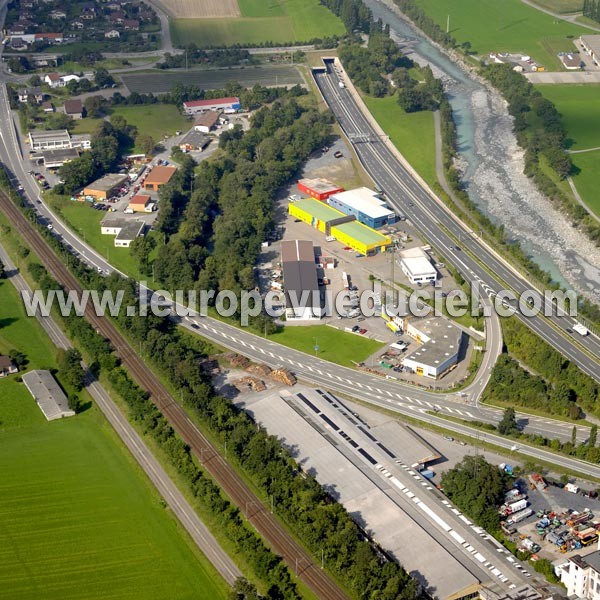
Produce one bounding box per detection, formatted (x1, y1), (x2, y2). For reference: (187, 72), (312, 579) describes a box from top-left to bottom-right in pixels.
(571, 151), (600, 216)
(170, 0), (345, 47)
(535, 84), (600, 217)
(362, 94), (436, 188)
(268, 325), (384, 367)
(535, 84), (600, 149)
(418, 0), (590, 68)
(528, 0), (583, 12)
(0, 400), (227, 599)
(47, 194), (154, 279)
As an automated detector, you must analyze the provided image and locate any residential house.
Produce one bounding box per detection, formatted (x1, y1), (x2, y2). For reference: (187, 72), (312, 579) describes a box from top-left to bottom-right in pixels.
(0, 356), (18, 378)
(106, 1), (121, 9)
(104, 29), (120, 38)
(44, 72), (61, 87)
(49, 9), (66, 19)
(41, 100), (54, 113)
(18, 87), (45, 103)
(10, 38), (28, 50)
(7, 25), (26, 36)
(80, 9), (96, 21)
(109, 10), (126, 24)
(123, 19), (139, 30)
(71, 19), (85, 29)
(34, 32), (64, 44)
(63, 98), (83, 119)
(22, 0), (36, 8)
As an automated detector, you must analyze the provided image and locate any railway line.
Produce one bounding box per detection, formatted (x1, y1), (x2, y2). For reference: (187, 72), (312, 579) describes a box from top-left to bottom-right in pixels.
(0, 190), (349, 600)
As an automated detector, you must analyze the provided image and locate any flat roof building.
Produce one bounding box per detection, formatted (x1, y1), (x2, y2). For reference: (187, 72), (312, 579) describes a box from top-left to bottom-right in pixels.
(32, 147), (80, 169)
(183, 96), (241, 115)
(558, 52), (583, 70)
(399, 247), (437, 284)
(401, 317), (464, 379)
(330, 220), (391, 256)
(581, 35), (600, 66)
(327, 187), (396, 229)
(143, 165), (177, 191)
(281, 239), (322, 320)
(28, 129), (71, 150)
(22, 369), (75, 420)
(83, 173), (128, 199)
(297, 177), (344, 201)
(101, 217), (145, 247)
(128, 193), (152, 212)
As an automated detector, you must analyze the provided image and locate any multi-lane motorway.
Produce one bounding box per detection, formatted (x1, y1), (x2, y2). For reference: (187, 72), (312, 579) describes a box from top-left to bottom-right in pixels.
(313, 61), (600, 384)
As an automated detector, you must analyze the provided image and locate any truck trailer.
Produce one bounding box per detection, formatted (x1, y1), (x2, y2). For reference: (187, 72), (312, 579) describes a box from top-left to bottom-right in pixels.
(499, 498), (528, 516)
(505, 508), (533, 526)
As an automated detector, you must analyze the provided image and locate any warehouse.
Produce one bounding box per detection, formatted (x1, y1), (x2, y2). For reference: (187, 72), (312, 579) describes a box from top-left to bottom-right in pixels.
(297, 177), (344, 201)
(281, 239), (323, 320)
(22, 370), (75, 421)
(183, 96), (241, 116)
(83, 173), (128, 200)
(31, 147), (80, 168)
(127, 193), (153, 212)
(193, 110), (220, 133)
(400, 317), (463, 378)
(327, 187), (396, 229)
(580, 35), (600, 66)
(399, 247), (437, 284)
(288, 198), (351, 232)
(330, 220), (391, 256)
(143, 165), (177, 191)
(178, 130), (210, 153)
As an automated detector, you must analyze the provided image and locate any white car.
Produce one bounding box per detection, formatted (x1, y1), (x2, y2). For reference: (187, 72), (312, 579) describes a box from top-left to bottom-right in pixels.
(47, 224), (53, 230)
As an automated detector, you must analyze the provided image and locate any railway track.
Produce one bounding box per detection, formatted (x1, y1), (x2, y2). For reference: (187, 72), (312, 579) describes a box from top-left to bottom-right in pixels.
(1, 191), (348, 600)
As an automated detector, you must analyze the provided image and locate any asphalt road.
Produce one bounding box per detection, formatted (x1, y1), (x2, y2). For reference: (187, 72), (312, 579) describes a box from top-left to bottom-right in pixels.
(0, 243), (242, 586)
(312, 63), (600, 383)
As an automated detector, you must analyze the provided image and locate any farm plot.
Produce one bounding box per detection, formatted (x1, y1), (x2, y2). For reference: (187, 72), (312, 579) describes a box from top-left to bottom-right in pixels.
(122, 65), (304, 94)
(159, 0), (240, 18)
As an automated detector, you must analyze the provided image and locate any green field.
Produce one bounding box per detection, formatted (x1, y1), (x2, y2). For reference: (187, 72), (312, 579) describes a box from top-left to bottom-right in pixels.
(0, 272), (226, 599)
(418, 0), (590, 68)
(535, 84), (600, 217)
(571, 150), (600, 216)
(171, 0), (345, 47)
(535, 84), (600, 149)
(268, 325), (384, 367)
(47, 194), (157, 279)
(528, 0), (583, 12)
(363, 94), (436, 187)
(74, 104), (189, 149)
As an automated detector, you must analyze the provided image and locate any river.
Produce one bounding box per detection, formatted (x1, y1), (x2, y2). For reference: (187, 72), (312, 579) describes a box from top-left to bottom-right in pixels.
(362, 0), (600, 303)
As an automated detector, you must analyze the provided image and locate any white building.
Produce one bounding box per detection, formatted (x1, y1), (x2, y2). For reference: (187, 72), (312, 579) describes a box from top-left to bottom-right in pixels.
(557, 551), (600, 600)
(101, 217), (145, 247)
(401, 317), (463, 379)
(399, 247), (437, 284)
(581, 35), (600, 66)
(327, 187), (396, 229)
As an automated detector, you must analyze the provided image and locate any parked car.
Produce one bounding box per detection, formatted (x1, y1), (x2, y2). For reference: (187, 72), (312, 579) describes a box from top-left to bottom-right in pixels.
(334, 151), (343, 158)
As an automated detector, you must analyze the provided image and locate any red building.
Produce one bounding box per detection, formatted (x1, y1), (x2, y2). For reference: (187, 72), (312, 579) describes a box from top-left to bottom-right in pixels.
(297, 178), (344, 201)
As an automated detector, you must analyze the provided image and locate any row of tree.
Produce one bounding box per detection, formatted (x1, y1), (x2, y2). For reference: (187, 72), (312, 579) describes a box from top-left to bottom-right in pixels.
(583, 0), (600, 22)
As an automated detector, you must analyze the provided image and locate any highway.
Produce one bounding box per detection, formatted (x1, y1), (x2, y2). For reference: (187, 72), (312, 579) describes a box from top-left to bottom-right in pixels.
(0, 243), (242, 586)
(312, 61), (600, 383)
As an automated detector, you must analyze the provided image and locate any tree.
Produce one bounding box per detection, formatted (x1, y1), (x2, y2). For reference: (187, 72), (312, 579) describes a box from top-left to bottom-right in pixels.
(57, 348), (85, 391)
(94, 67), (115, 88)
(0, 259), (5, 279)
(84, 95), (107, 118)
(589, 424), (598, 447)
(572, 425), (577, 446)
(136, 133), (155, 156)
(497, 407), (518, 435)
(130, 235), (156, 276)
(8, 349), (27, 368)
(45, 112), (75, 131)
(229, 578), (260, 600)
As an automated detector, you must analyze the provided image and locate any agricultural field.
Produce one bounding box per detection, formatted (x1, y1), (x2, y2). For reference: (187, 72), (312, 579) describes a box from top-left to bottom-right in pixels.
(268, 325), (384, 368)
(170, 0), (345, 47)
(121, 65), (303, 95)
(363, 94), (436, 188)
(417, 0), (591, 68)
(0, 269), (227, 600)
(161, 0), (240, 18)
(536, 84), (600, 217)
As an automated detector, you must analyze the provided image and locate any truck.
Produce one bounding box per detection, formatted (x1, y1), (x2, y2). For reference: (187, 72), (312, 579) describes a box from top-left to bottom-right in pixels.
(338, 80), (345, 89)
(545, 531), (565, 547)
(505, 490), (526, 503)
(529, 473), (547, 491)
(499, 498), (528, 516)
(581, 533), (599, 546)
(505, 508), (533, 526)
(520, 538), (541, 553)
(568, 510), (592, 527)
(573, 322), (589, 336)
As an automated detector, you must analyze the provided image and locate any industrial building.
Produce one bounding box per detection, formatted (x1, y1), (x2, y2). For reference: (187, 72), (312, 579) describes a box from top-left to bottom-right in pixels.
(31, 147), (80, 169)
(281, 239), (323, 320)
(101, 216), (145, 247)
(128, 193), (153, 212)
(143, 165), (177, 191)
(83, 173), (128, 199)
(28, 129), (90, 151)
(401, 317), (463, 378)
(183, 96), (241, 116)
(288, 198), (391, 255)
(178, 130), (210, 153)
(399, 247), (437, 284)
(238, 386), (530, 599)
(580, 35), (600, 66)
(297, 177), (344, 201)
(22, 370), (75, 421)
(327, 187), (396, 229)
(193, 110), (220, 133)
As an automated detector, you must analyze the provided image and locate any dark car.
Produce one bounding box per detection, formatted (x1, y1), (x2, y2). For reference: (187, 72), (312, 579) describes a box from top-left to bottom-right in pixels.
(352, 325), (360, 332)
